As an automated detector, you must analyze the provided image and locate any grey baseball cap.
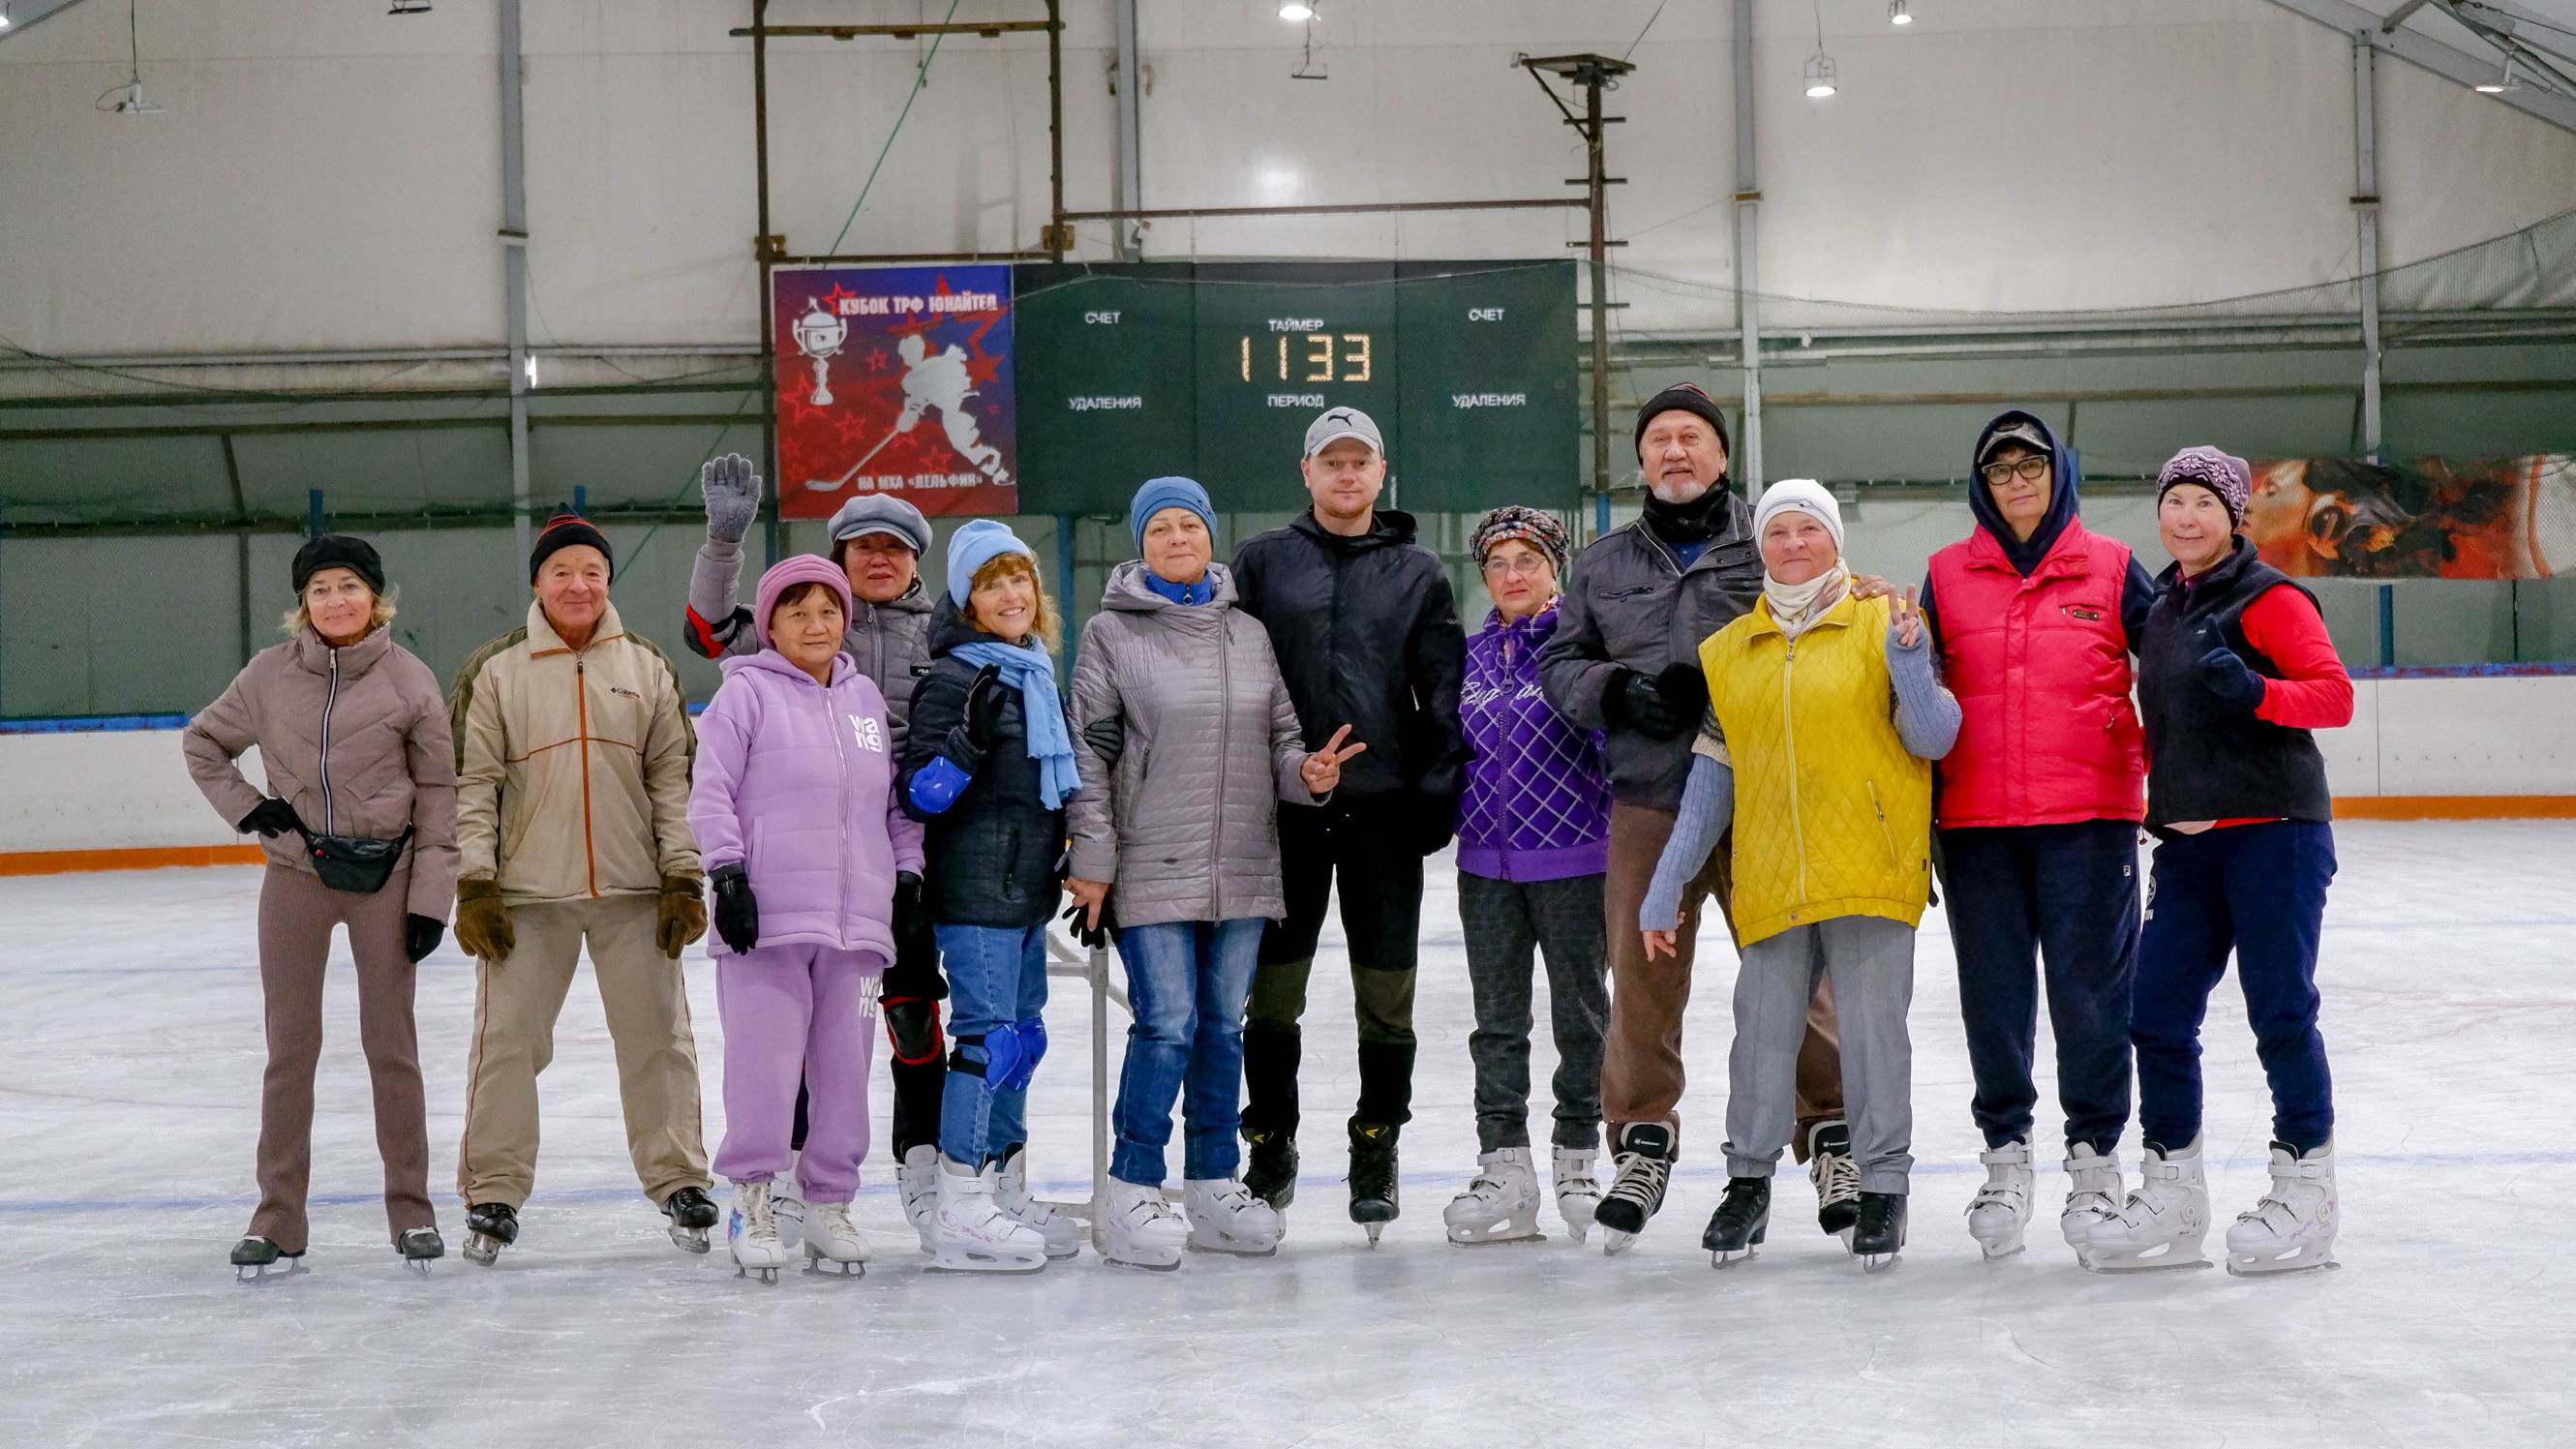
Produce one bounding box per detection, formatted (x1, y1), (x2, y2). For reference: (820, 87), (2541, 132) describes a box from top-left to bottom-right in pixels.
(1303, 406), (1383, 459)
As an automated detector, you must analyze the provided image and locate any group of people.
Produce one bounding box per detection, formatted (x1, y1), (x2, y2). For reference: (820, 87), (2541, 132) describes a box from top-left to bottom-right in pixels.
(183, 389), (2352, 1284)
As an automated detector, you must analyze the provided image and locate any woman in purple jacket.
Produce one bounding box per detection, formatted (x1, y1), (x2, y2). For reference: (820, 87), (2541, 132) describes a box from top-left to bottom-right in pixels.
(689, 556), (925, 1282)
(1443, 507), (1615, 1245)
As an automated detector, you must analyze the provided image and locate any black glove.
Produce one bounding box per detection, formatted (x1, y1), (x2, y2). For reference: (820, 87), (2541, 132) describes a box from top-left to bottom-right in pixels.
(947, 664), (1009, 764)
(711, 864), (760, 954)
(1060, 897), (1114, 951)
(1653, 661), (1709, 721)
(403, 914), (445, 964)
(1606, 668), (1691, 740)
(2197, 645), (2266, 713)
(237, 799), (304, 838)
(1409, 792), (1460, 857)
(1081, 713), (1127, 767)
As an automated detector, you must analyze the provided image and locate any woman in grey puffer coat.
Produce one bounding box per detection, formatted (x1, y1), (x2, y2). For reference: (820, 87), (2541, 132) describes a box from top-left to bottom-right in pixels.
(1067, 477), (1364, 1269)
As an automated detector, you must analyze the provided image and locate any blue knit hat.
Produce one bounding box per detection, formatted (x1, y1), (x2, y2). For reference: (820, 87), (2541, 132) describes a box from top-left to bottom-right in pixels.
(1129, 476), (1216, 552)
(946, 518), (1038, 607)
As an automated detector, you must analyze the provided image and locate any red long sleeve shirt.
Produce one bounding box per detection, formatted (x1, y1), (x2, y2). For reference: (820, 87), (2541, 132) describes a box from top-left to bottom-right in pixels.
(2180, 584), (2352, 832)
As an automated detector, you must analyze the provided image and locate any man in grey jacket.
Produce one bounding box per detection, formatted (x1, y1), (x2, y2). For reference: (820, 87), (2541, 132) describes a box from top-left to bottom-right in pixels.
(682, 456), (948, 1251)
(1538, 383), (1850, 1252)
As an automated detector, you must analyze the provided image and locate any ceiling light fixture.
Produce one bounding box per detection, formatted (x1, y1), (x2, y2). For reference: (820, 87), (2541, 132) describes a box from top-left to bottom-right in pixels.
(1805, 0), (1838, 97)
(2474, 55), (2520, 93)
(1279, 3), (1314, 20)
(1889, 1), (1911, 24)
(97, 0), (167, 115)
(389, 0), (432, 14)
(0, 6), (14, 33)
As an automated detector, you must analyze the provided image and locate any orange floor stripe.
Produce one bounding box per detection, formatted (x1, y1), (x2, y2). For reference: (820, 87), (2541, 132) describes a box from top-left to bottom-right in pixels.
(0, 844), (267, 876)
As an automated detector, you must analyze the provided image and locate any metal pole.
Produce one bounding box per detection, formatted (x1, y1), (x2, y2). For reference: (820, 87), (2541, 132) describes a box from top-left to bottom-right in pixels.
(500, 0), (532, 562)
(1734, 0), (1763, 495)
(1046, 0), (1066, 261)
(1584, 72), (1612, 511)
(2352, 33), (2384, 462)
(1090, 943), (1109, 1251)
(755, 0), (781, 567)
(1112, 0), (1143, 260)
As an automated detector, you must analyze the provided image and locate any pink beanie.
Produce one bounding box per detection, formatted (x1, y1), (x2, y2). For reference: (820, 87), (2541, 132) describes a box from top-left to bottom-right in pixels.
(753, 555), (853, 649)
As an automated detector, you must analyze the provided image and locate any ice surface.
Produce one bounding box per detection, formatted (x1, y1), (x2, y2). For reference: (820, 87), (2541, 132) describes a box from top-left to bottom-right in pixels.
(2, 821), (2570, 1446)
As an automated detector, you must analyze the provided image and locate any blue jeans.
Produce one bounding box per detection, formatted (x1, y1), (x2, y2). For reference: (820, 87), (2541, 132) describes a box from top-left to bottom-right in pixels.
(2133, 821), (2338, 1156)
(1110, 919), (1263, 1186)
(935, 922), (1051, 1167)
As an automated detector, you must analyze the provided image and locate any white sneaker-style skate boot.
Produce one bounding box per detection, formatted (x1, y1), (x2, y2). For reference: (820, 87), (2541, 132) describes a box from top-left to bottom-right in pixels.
(1100, 1179), (1188, 1270)
(728, 1181), (787, 1283)
(772, 1155), (806, 1252)
(895, 1144), (939, 1254)
(2083, 1137), (2212, 1273)
(1964, 1138), (2035, 1260)
(2060, 1142), (2125, 1266)
(1443, 1148), (1543, 1245)
(993, 1147), (1084, 1260)
(2226, 1140), (2338, 1277)
(800, 1200), (868, 1277)
(1551, 1145), (1602, 1245)
(1185, 1178), (1283, 1256)
(929, 1159), (1047, 1274)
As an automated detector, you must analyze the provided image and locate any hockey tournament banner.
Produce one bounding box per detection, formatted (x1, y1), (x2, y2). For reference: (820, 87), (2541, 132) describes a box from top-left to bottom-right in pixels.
(773, 263), (1017, 520)
(2247, 454), (2575, 579)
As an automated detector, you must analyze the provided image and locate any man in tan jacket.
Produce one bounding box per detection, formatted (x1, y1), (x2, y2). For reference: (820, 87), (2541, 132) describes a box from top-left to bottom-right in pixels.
(448, 512), (716, 1263)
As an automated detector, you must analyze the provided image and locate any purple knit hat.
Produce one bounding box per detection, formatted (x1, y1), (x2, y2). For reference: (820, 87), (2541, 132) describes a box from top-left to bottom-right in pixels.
(2157, 446), (2253, 526)
(753, 554), (853, 649)
(1470, 506), (1572, 577)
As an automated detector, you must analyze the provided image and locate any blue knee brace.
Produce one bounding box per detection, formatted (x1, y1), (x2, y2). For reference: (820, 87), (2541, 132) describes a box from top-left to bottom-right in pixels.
(952, 1017), (1046, 1091)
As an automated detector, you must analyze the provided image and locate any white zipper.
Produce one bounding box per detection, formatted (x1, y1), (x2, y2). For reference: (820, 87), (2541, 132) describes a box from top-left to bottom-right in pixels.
(318, 647), (342, 834)
(1780, 636), (1808, 908)
(1211, 613), (1231, 919)
(826, 671), (851, 939)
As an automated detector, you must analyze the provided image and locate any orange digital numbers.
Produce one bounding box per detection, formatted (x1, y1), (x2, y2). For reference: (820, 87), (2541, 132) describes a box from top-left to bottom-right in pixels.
(1236, 332), (1376, 383)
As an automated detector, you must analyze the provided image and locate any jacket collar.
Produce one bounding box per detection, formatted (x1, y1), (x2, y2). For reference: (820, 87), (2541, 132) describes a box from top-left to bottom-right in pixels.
(1743, 586), (1860, 642)
(722, 648), (854, 689)
(1963, 517), (2096, 581)
(1480, 600), (1561, 645)
(527, 598), (626, 656)
(1101, 558), (1239, 615)
(1290, 505), (1416, 552)
(290, 622), (394, 678)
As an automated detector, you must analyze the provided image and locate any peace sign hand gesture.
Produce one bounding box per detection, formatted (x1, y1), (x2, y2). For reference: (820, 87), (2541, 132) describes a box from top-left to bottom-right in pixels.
(1887, 586), (1925, 651)
(1300, 724), (1368, 796)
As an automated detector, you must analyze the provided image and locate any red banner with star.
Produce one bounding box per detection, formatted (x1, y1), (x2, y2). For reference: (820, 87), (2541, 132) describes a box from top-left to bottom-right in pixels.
(772, 263), (1017, 520)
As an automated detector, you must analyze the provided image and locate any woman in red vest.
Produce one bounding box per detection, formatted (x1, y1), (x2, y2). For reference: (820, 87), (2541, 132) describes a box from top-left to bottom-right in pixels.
(1921, 411), (2156, 1268)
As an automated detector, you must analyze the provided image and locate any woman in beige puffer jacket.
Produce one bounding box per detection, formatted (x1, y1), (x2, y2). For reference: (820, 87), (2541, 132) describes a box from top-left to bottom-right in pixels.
(183, 535), (458, 1277)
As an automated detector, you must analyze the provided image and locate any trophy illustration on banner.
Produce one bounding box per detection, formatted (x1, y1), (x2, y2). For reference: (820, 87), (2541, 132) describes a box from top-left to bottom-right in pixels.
(791, 297), (848, 407)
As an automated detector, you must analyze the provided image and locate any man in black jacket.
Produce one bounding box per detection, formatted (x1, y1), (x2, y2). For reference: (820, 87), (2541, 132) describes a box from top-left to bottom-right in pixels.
(1230, 405), (1468, 1241)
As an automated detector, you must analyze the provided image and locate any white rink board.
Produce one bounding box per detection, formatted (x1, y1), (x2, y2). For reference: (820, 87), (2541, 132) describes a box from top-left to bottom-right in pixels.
(1, 821), (2571, 1447)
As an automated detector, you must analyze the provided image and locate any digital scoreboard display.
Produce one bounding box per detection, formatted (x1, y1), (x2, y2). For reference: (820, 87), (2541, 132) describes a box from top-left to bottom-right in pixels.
(1015, 260), (1577, 516)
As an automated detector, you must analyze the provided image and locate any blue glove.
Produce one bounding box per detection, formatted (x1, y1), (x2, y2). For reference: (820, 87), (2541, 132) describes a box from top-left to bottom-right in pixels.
(2197, 646), (2266, 712)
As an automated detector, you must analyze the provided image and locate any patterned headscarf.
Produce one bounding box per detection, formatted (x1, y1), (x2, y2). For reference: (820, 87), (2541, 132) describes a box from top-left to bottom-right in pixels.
(1470, 506), (1572, 577)
(2157, 446), (2253, 527)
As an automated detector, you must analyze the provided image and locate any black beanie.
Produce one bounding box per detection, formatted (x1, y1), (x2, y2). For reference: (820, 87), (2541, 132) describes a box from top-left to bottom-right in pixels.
(530, 511), (614, 583)
(291, 534), (387, 596)
(1633, 382), (1732, 463)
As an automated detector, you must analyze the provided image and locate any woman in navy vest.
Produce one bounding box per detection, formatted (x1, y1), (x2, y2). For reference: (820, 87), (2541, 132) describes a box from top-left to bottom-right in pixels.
(1442, 507), (1614, 1247)
(2085, 447), (2352, 1277)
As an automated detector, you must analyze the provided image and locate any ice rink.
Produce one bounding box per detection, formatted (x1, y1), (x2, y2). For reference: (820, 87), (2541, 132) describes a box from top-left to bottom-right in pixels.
(3, 818), (2570, 1447)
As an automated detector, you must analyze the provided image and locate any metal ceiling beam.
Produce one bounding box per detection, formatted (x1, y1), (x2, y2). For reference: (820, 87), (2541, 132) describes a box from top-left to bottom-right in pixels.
(2259, 0), (2576, 134)
(0, 0), (100, 45)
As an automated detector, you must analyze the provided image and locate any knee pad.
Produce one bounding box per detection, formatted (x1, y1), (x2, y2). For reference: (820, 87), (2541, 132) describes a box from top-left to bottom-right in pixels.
(883, 995), (944, 1067)
(984, 1016), (1046, 1092)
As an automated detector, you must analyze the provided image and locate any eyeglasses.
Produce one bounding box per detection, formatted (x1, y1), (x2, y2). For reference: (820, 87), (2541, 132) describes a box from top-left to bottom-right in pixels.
(1980, 455), (2050, 487)
(1481, 554), (1554, 579)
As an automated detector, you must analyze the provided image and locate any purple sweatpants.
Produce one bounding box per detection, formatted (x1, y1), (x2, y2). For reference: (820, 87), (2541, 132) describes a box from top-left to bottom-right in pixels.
(712, 944), (882, 1203)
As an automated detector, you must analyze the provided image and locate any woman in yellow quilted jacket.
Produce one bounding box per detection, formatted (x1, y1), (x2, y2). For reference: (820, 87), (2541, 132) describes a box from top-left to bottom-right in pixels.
(1640, 479), (1959, 1272)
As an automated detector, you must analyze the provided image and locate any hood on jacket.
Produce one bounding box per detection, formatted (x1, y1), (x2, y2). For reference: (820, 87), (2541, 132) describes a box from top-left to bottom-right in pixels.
(1101, 558), (1243, 614)
(1291, 505), (1419, 554)
(721, 648), (857, 690)
(1970, 409), (2082, 576)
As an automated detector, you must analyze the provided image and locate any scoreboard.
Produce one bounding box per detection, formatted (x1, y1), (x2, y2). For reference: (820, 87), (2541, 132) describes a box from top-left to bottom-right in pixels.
(1015, 261), (1577, 516)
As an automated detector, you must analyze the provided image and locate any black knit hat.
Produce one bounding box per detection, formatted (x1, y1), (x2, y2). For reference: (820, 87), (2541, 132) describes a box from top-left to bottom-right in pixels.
(530, 511), (614, 583)
(291, 534), (387, 596)
(1633, 382), (1732, 463)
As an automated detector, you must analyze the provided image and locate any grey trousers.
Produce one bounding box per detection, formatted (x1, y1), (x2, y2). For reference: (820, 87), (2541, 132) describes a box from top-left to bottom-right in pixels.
(1457, 871), (1609, 1153)
(1723, 916), (1917, 1193)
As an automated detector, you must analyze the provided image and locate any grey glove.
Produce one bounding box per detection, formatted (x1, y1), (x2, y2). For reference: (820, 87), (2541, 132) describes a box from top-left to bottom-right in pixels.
(1081, 714), (1127, 768)
(700, 452), (762, 544)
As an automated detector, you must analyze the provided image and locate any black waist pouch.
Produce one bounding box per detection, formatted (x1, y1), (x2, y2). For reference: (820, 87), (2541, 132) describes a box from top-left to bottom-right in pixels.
(296, 825), (413, 894)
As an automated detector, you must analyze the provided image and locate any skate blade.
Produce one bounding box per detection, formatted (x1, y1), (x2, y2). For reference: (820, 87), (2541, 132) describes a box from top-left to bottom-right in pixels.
(233, 1261), (308, 1284)
(462, 1236), (501, 1267)
(924, 1252), (1047, 1275)
(801, 1255), (867, 1279)
(1601, 1227), (1640, 1256)
(2226, 1252), (2339, 1278)
(1708, 1246), (1759, 1268)
(1974, 1237), (2028, 1261)
(1362, 1223), (1384, 1248)
(2083, 1249), (2211, 1274)
(1186, 1238), (1281, 1258)
(405, 1258), (436, 1278)
(1444, 1216), (1543, 1247)
(1859, 1251), (1902, 1274)
(1563, 1220), (1591, 1246)
(733, 1263), (782, 1283)
(1104, 1251), (1184, 1272)
(669, 1227), (712, 1255)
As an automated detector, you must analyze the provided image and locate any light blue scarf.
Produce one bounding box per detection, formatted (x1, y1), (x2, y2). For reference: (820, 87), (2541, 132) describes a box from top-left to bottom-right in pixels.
(949, 639), (1080, 810)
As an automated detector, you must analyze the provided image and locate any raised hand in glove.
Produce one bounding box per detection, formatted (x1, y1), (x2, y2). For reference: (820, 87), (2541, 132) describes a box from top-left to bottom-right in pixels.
(238, 799), (305, 839)
(403, 914), (445, 964)
(699, 452), (762, 544)
(454, 878), (515, 961)
(656, 874), (709, 958)
(2197, 644), (2266, 712)
(710, 864), (759, 954)
(944, 664), (1010, 765)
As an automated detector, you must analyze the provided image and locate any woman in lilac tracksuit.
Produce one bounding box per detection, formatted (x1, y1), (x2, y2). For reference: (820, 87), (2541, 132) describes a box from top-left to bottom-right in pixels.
(689, 555), (925, 1281)
(1442, 507), (1615, 1247)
